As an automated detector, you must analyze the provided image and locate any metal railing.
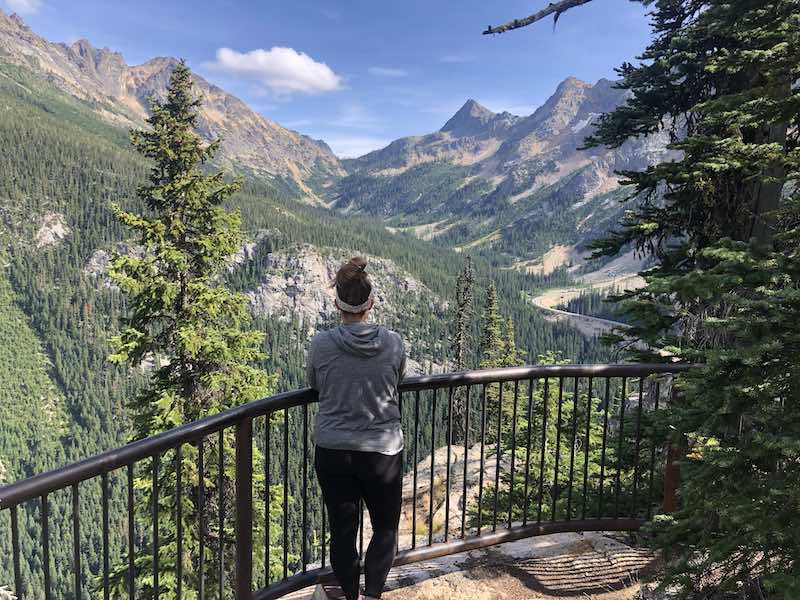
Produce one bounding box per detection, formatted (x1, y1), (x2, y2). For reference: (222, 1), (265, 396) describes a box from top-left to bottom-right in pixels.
(0, 363), (690, 599)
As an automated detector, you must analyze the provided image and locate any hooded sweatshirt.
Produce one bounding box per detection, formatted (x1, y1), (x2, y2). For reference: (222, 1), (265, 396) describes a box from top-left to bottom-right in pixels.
(307, 322), (406, 454)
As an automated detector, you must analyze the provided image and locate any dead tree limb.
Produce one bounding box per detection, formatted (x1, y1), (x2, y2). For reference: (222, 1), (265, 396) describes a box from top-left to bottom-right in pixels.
(483, 0), (595, 35)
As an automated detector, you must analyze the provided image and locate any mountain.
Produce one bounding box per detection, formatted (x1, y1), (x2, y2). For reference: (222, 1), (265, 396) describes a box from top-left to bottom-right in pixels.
(0, 10), (344, 199)
(335, 77), (670, 271)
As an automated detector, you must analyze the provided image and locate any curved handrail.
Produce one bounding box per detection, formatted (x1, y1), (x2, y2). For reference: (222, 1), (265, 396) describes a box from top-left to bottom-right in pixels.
(0, 363), (690, 509)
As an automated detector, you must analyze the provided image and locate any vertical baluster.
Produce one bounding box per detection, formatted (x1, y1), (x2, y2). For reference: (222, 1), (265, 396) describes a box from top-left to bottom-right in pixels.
(10, 505), (22, 597)
(283, 409), (289, 581)
(522, 378), (534, 526)
(175, 446), (183, 600)
(460, 385), (471, 539)
(302, 404), (309, 572)
(264, 416), (271, 585)
(102, 472), (110, 600)
(412, 390), (420, 549)
(218, 429), (224, 598)
(41, 494), (51, 600)
(128, 464), (136, 600)
(492, 383), (503, 532)
(614, 378), (628, 519)
(199, 441), (206, 599)
(536, 378), (549, 524)
(477, 384), (487, 535)
(508, 380), (519, 529)
(632, 377), (645, 516)
(581, 377), (594, 521)
(234, 418), (254, 599)
(647, 381), (661, 520)
(397, 392), (403, 554)
(445, 386), (454, 541)
(153, 455), (160, 599)
(428, 388), (437, 546)
(72, 484), (82, 600)
(551, 378), (564, 521)
(598, 378), (611, 518)
(566, 378), (580, 521)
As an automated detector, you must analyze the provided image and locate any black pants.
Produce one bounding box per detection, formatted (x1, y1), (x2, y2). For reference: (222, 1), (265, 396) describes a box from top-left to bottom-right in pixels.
(314, 446), (402, 600)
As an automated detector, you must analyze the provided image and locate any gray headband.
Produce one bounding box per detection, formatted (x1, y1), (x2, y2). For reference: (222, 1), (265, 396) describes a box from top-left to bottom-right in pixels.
(335, 288), (374, 313)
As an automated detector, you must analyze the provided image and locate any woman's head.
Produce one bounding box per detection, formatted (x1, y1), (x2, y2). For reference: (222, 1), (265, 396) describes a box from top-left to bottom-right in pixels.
(333, 256), (373, 319)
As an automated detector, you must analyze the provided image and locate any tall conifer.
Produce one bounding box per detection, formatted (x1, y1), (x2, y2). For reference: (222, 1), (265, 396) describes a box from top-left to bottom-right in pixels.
(583, 1), (800, 594)
(107, 61), (282, 595)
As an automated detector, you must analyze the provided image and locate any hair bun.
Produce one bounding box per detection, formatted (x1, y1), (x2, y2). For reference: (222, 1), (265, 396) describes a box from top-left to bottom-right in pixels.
(349, 256), (367, 272)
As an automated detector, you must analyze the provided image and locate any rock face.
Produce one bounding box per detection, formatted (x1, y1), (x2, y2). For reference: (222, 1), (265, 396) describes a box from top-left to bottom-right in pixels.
(245, 244), (439, 327)
(336, 77), (673, 264)
(0, 10), (344, 198)
(34, 213), (70, 248)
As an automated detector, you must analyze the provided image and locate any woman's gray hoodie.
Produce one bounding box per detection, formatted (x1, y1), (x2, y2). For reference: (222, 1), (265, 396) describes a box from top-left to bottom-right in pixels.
(307, 322), (406, 455)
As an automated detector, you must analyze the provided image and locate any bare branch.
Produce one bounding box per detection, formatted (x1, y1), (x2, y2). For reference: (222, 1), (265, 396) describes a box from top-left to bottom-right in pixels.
(483, 0), (594, 35)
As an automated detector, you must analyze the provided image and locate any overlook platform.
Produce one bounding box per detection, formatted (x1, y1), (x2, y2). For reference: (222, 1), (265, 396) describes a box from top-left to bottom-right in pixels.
(0, 363), (688, 599)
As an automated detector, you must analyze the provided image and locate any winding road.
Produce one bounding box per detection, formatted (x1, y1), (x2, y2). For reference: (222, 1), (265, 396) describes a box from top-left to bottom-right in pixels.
(529, 274), (643, 338)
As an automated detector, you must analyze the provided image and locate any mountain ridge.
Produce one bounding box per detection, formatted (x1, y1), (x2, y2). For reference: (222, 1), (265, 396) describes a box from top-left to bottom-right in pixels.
(0, 9), (344, 199)
(334, 75), (670, 265)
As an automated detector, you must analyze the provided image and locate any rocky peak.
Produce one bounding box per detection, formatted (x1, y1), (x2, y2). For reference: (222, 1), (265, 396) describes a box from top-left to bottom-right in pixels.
(2, 10), (29, 31)
(440, 99), (497, 137)
(0, 11), (344, 195)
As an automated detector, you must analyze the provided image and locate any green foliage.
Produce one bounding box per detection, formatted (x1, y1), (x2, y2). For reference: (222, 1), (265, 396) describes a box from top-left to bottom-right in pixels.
(106, 62), (278, 597)
(585, 0), (800, 595)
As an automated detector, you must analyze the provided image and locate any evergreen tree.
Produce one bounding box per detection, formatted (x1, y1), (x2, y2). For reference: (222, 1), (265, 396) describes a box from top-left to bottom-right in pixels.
(450, 256), (475, 439)
(479, 283), (503, 368)
(582, 1), (800, 595)
(107, 61), (280, 596)
(451, 256), (475, 371)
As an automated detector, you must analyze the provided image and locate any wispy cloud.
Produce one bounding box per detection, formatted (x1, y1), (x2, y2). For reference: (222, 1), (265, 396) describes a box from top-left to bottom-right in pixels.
(324, 136), (391, 158)
(321, 8), (340, 20)
(205, 47), (343, 96)
(368, 67), (408, 78)
(282, 119), (313, 129)
(328, 103), (380, 130)
(4, 0), (42, 15)
(439, 54), (474, 64)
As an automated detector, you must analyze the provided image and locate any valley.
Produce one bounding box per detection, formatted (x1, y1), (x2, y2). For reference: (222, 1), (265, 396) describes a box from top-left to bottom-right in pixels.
(0, 10), (648, 596)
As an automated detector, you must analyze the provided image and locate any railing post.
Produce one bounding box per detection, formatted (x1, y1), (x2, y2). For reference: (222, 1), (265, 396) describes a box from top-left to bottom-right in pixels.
(662, 439), (681, 513)
(235, 417), (254, 599)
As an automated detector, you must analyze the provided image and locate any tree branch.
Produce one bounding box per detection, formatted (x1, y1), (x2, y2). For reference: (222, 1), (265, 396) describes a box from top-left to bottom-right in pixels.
(483, 0), (595, 35)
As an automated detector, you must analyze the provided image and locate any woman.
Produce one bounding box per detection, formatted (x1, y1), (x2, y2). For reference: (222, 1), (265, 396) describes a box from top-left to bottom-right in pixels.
(307, 256), (406, 600)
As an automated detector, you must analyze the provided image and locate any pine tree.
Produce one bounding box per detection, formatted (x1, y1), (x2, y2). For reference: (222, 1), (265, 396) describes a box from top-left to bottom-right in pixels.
(582, 1), (800, 595)
(450, 257), (475, 440)
(451, 256), (474, 371)
(107, 61), (281, 596)
(479, 283), (503, 369)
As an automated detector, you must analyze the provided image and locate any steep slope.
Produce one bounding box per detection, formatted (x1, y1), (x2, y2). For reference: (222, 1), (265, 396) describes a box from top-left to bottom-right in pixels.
(335, 77), (670, 268)
(0, 10), (344, 198)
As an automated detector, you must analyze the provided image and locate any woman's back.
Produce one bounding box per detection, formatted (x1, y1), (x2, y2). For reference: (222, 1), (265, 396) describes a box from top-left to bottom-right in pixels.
(308, 321), (406, 455)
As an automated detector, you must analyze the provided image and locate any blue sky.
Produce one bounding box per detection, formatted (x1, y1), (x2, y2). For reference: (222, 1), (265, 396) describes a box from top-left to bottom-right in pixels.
(5, 0), (654, 157)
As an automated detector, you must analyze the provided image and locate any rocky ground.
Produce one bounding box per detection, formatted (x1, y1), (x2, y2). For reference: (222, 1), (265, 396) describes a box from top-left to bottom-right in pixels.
(294, 532), (657, 600)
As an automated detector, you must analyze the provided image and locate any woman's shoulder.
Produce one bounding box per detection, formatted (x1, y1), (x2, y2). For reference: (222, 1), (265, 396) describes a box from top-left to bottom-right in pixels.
(380, 326), (404, 346)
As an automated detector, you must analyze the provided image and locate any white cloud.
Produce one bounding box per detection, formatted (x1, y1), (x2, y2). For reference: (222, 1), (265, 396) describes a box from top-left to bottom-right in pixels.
(368, 67), (408, 78)
(207, 47), (343, 96)
(324, 136), (391, 158)
(5, 0), (42, 15)
(439, 54), (474, 64)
